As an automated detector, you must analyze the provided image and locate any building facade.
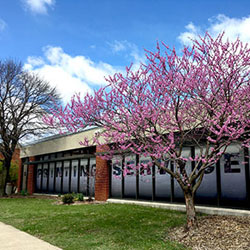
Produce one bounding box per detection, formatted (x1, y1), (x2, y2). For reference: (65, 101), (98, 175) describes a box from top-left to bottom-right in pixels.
(19, 128), (250, 209)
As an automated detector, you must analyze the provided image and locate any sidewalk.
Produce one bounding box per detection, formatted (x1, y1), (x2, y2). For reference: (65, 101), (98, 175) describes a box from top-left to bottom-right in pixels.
(0, 222), (62, 250)
(107, 199), (250, 217)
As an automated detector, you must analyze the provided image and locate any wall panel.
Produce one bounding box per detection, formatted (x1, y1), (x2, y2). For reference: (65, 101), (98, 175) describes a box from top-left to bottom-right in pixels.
(220, 144), (246, 205)
(71, 160), (78, 193)
(155, 160), (171, 201)
(111, 156), (122, 198)
(124, 154), (136, 198)
(139, 155), (152, 199)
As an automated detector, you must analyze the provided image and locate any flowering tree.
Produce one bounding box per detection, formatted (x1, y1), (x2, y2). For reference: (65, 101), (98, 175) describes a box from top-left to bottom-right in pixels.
(47, 33), (250, 229)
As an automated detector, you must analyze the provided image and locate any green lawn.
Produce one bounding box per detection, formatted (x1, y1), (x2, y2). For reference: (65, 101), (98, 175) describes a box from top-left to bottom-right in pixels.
(0, 197), (187, 250)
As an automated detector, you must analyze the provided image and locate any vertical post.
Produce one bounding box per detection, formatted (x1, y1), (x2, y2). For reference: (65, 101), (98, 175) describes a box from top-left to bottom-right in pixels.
(170, 161), (175, 203)
(121, 155), (125, 199)
(191, 146), (196, 201)
(87, 158), (90, 197)
(34, 162), (37, 193)
(47, 161), (50, 193)
(53, 161), (56, 193)
(244, 147), (250, 207)
(136, 154), (139, 200)
(77, 159), (80, 193)
(26, 165), (29, 192)
(61, 161), (64, 194)
(40, 163), (43, 192)
(69, 160), (72, 193)
(109, 160), (112, 198)
(216, 160), (221, 206)
(152, 163), (155, 201)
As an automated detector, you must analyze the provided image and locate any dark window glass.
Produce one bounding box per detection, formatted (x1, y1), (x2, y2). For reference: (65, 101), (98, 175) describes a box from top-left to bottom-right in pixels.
(74, 166), (77, 177)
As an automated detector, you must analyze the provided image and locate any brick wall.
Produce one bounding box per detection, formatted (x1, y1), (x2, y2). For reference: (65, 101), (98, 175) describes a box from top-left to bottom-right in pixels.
(27, 156), (35, 194)
(95, 146), (110, 201)
(17, 156), (36, 194)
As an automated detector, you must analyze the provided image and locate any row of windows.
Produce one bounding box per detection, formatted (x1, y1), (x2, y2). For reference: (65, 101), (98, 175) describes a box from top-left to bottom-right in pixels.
(110, 146), (249, 208)
(35, 158), (96, 195)
(112, 153), (241, 176)
(37, 165), (96, 178)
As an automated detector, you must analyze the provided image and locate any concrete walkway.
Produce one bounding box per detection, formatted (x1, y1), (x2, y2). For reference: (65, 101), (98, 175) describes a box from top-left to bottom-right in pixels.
(0, 222), (62, 250)
(107, 198), (250, 217)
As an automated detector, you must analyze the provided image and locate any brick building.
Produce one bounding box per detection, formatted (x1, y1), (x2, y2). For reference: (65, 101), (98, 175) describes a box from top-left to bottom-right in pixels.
(19, 127), (250, 209)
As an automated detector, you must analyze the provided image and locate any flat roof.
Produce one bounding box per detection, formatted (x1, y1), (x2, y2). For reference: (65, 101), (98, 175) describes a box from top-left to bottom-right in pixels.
(20, 127), (101, 158)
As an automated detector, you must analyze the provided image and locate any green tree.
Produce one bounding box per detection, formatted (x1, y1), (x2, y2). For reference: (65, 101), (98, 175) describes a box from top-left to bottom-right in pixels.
(0, 60), (61, 196)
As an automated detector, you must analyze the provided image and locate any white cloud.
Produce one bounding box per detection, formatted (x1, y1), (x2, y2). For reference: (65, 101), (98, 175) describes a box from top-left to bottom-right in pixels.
(24, 46), (119, 103)
(179, 15), (250, 46)
(178, 23), (201, 46)
(26, 56), (44, 67)
(108, 40), (146, 70)
(22, 0), (55, 14)
(0, 18), (6, 32)
(109, 40), (127, 53)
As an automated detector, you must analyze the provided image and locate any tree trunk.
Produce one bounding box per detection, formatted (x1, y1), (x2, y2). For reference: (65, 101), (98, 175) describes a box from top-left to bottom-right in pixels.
(5, 161), (11, 182)
(184, 191), (197, 230)
(3, 158), (12, 195)
(0, 167), (7, 197)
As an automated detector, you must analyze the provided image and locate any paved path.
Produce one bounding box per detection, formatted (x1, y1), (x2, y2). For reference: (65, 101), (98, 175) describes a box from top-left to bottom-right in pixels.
(0, 222), (62, 250)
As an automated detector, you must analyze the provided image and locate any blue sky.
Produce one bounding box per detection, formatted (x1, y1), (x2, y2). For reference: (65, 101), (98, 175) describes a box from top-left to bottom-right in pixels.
(1, 0), (250, 102)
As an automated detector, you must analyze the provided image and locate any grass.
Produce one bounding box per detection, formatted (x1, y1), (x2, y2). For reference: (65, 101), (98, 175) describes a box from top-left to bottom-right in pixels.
(0, 197), (187, 250)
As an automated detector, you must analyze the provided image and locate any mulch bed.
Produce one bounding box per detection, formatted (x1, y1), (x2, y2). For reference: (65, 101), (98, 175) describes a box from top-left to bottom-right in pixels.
(168, 215), (250, 250)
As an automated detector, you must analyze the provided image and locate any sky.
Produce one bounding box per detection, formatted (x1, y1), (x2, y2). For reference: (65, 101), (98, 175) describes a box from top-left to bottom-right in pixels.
(1, 0), (250, 103)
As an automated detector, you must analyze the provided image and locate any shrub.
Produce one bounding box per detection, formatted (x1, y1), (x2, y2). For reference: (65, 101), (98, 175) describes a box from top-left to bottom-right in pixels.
(9, 163), (18, 185)
(0, 162), (18, 187)
(20, 190), (28, 196)
(62, 194), (74, 204)
(76, 193), (84, 201)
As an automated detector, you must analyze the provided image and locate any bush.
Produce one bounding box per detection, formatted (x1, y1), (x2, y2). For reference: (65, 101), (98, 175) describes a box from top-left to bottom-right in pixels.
(71, 192), (84, 202)
(20, 190), (28, 196)
(76, 193), (84, 201)
(62, 194), (74, 204)
(0, 161), (19, 187)
(9, 163), (19, 185)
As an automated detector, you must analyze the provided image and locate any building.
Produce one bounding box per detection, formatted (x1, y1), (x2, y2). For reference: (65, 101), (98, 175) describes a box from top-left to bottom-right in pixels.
(18, 127), (250, 209)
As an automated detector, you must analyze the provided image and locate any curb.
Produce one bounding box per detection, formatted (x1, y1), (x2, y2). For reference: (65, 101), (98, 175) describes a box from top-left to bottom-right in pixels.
(107, 199), (250, 217)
